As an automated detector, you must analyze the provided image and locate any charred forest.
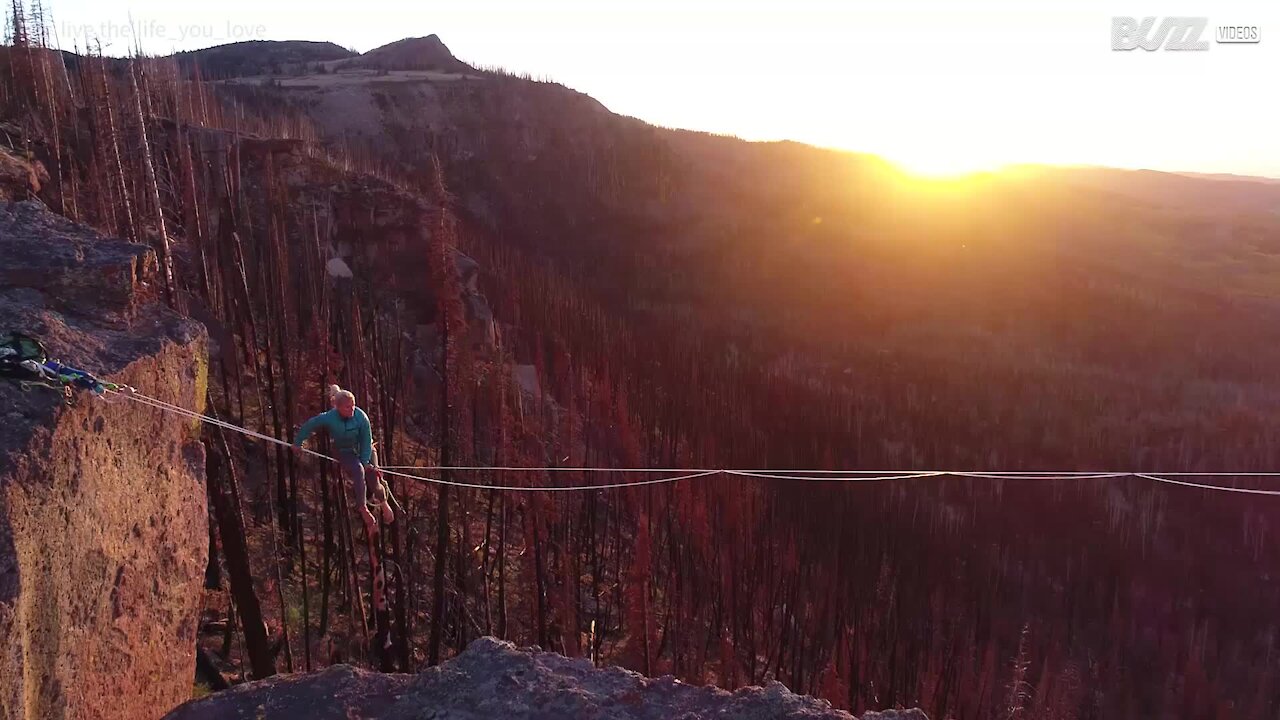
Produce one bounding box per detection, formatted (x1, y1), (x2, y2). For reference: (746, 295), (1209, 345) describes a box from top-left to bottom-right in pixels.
(5, 6), (1280, 719)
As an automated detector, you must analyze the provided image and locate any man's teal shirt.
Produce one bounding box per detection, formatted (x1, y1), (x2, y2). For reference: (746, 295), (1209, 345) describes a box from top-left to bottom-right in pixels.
(294, 408), (373, 464)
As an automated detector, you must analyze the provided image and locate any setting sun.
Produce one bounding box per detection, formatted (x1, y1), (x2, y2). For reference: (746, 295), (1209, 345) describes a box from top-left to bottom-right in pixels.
(886, 151), (1009, 179)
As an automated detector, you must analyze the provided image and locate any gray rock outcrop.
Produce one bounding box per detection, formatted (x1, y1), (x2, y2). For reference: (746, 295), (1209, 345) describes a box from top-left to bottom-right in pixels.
(165, 636), (928, 720)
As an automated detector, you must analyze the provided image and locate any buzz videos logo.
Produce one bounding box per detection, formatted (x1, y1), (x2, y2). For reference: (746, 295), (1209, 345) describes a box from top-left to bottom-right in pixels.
(1112, 17), (1261, 51)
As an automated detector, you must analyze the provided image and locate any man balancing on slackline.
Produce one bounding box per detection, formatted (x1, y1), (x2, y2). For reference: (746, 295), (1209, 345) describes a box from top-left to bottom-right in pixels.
(293, 384), (395, 529)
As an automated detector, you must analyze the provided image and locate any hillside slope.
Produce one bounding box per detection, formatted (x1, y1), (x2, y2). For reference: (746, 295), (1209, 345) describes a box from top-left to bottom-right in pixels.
(175, 40), (355, 78)
(191, 35), (1280, 718)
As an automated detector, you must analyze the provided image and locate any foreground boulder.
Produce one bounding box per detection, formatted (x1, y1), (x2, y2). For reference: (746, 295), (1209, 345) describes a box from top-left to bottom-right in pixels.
(166, 636), (926, 720)
(0, 201), (209, 720)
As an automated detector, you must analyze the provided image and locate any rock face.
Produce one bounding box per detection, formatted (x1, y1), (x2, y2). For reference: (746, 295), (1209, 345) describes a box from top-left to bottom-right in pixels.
(165, 637), (927, 720)
(231, 136), (497, 352)
(0, 201), (209, 720)
(0, 145), (46, 202)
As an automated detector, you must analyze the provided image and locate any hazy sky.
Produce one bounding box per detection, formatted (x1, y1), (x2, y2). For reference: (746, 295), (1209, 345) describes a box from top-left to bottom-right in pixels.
(43, 0), (1280, 177)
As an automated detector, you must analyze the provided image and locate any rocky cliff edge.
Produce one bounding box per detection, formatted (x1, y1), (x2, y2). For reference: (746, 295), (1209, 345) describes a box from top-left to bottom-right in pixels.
(0, 200), (209, 720)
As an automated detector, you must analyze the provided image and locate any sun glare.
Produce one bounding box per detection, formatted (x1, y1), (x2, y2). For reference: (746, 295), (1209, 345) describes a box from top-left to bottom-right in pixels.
(886, 151), (1009, 179)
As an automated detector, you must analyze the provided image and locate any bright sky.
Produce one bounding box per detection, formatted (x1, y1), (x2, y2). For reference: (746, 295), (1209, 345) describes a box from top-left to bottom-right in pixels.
(43, 0), (1280, 177)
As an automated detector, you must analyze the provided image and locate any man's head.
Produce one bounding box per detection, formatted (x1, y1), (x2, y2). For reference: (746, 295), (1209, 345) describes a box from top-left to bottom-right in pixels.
(330, 385), (357, 419)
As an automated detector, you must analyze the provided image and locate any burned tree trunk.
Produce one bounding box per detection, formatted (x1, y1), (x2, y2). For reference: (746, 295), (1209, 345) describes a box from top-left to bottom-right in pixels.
(205, 424), (277, 680)
(127, 58), (175, 307)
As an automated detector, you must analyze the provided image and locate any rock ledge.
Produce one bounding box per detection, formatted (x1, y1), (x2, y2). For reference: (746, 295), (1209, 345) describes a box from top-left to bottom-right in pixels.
(166, 636), (927, 720)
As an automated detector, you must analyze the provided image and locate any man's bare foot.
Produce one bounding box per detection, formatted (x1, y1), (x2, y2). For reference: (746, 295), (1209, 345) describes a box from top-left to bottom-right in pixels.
(369, 480), (394, 524)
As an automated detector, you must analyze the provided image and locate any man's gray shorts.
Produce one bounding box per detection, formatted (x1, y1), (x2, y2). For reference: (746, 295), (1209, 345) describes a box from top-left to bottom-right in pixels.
(338, 448), (379, 508)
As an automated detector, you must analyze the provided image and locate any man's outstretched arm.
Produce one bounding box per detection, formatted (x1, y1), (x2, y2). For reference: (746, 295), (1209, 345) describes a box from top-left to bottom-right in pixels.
(294, 412), (327, 447)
